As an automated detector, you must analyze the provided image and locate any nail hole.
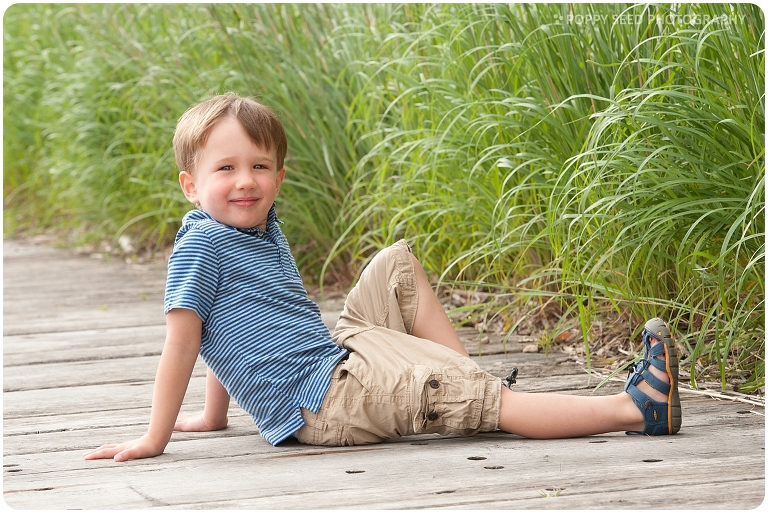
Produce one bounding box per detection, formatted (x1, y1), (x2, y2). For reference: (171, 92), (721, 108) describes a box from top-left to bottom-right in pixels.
(545, 487), (564, 491)
(410, 442), (429, 445)
(3, 464), (19, 467)
(6, 469), (22, 473)
(345, 470), (365, 474)
(484, 465), (504, 469)
(467, 456), (487, 460)
(737, 410), (752, 414)
(35, 488), (53, 491)
(642, 459), (663, 463)
(588, 440), (607, 443)
(436, 490), (455, 494)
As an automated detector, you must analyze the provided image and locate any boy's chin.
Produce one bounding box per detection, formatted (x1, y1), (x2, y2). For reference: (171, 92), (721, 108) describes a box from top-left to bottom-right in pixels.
(224, 217), (267, 230)
(197, 204), (271, 230)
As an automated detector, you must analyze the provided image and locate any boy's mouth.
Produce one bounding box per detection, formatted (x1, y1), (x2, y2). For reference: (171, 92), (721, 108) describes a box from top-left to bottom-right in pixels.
(230, 197), (260, 207)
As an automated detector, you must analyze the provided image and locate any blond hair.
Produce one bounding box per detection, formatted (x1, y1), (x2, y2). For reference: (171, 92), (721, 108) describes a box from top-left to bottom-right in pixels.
(173, 93), (288, 173)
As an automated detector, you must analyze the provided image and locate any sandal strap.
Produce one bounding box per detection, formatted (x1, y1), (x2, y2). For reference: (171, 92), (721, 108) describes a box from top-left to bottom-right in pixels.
(642, 329), (671, 372)
(648, 354), (669, 373)
(646, 340), (666, 359)
(642, 329), (655, 353)
(625, 358), (671, 395)
(640, 367), (671, 395)
(624, 378), (671, 436)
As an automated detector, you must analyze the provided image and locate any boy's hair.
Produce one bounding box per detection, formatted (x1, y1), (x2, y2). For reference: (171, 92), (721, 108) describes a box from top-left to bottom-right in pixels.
(173, 93), (288, 173)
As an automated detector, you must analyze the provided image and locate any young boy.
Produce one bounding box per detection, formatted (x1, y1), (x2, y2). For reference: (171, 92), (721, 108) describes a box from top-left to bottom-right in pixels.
(84, 94), (681, 462)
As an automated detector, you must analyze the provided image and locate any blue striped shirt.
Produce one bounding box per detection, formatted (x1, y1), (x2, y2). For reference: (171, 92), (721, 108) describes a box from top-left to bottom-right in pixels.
(163, 205), (347, 445)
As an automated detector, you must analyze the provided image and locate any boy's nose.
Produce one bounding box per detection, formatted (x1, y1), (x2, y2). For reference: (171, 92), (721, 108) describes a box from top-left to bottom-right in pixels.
(235, 170), (257, 189)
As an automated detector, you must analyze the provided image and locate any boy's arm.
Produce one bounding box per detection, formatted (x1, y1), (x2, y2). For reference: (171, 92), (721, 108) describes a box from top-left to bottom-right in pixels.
(174, 367), (230, 431)
(83, 308), (202, 462)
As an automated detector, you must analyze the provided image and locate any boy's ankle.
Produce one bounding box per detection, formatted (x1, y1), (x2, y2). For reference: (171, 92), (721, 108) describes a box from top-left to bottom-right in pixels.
(621, 391), (646, 431)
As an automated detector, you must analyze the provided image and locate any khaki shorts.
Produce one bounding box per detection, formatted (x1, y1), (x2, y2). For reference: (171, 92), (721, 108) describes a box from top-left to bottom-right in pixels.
(296, 240), (501, 446)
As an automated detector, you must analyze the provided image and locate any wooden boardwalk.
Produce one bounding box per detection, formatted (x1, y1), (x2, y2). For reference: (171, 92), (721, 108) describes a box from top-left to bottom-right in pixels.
(3, 239), (765, 509)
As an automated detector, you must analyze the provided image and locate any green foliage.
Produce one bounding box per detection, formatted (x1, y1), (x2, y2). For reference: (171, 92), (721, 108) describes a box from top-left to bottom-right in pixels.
(4, 3), (764, 391)
(3, 3), (360, 275)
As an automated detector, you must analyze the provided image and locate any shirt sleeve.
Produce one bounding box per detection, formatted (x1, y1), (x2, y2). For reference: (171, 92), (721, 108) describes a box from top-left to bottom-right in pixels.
(163, 228), (220, 322)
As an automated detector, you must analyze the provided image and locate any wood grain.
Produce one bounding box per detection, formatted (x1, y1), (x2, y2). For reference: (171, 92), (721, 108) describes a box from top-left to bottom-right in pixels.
(3, 239), (764, 509)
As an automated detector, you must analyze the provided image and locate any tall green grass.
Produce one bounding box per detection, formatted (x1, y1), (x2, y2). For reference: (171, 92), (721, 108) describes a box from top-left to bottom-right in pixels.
(4, 4), (764, 391)
(331, 3), (764, 391)
(3, 3), (361, 276)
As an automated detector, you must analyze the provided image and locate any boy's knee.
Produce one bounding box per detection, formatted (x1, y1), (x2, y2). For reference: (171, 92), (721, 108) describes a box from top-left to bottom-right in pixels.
(360, 239), (412, 280)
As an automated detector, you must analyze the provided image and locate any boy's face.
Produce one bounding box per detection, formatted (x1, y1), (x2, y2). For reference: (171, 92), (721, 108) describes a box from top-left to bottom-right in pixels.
(179, 116), (285, 230)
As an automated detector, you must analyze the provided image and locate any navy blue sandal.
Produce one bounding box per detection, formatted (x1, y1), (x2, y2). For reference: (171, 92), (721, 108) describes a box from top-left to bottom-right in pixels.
(624, 318), (682, 435)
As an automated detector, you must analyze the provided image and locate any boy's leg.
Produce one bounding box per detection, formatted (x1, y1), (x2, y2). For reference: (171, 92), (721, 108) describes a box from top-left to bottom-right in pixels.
(334, 240), (468, 356)
(409, 253), (469, 357)
(498, 323), (674, 438)
(498, 388), (644, 438)
(333, 240), (416, 341)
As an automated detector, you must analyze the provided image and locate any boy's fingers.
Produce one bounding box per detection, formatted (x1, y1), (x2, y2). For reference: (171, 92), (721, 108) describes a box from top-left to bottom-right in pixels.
(113, 450), (132, 462)
(174, 415), (205, 431)
(83, 444), (121, 460)
(113, 444), (145, 462)
(115, 445), (159, 462)
(84, 437), (161, 462)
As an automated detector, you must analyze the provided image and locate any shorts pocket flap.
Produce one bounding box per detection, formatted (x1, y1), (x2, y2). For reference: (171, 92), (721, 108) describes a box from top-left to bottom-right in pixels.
(409, 365), (433, 432)
(409, 365), (486, 434)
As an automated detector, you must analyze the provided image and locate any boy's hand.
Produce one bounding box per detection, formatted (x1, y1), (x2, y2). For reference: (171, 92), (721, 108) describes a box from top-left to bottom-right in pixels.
(174, 413), (228, 432)
(173, 367), (230, 432)
(83, 434), (164, 462)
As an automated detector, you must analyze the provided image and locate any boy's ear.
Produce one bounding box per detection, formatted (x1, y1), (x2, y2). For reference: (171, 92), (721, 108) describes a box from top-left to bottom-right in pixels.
(275, 167), (286, 196)
(178, 170), (199, 204)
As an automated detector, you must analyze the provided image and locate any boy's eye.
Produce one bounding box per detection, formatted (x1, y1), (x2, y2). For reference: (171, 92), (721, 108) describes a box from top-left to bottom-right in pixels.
(253, 164), (267, 170)
(219, 165), (234, 171)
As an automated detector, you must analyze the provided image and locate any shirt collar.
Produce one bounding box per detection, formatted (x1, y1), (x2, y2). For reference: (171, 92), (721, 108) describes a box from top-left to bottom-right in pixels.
(181, 203), (283, 237)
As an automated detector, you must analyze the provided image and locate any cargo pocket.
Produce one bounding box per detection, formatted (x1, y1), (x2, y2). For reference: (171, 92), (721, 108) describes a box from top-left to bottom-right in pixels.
(409, 365), (486, 435)
(339, 351), (384, 395)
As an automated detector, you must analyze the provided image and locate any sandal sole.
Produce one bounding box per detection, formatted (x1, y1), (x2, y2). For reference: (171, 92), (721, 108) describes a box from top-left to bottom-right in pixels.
(644, 318), (681, 434)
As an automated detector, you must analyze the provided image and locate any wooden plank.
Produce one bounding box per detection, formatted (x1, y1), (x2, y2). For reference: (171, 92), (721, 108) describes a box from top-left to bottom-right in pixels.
(5, 386), (760, 456)
(3, 241), (167, 336)
(2, 402), (253, 435)
(455, 325), (538, 356)
(3, 427), (763, 510)
(5, 389), (759, 446)
(3, 482), (156, 509)
(473, 352), (592, 379)
(3, 238), (765, 510)
(2, 304), (167, 336)
(3, 270), (165, 309)
(2, 355), (208, 392)
(3, 325), (167, 366)
(3, 407), (158, 437)
(3, 380), (198, 419)
(170, 481), (765, 510)
(3, 413), (261, 456)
